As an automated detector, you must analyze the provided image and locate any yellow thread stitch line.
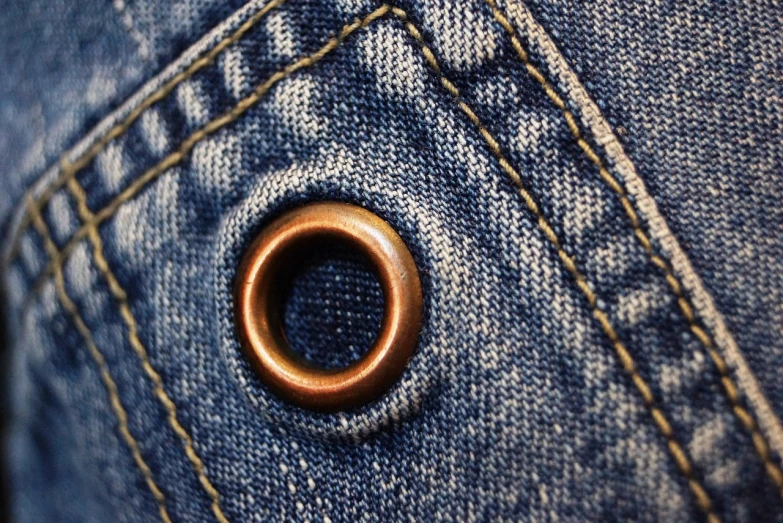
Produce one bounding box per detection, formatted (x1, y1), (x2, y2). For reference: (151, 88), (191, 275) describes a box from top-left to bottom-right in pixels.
(393, 7), (719, 520)
(25, 196), (171, 523)
(30, 4), (392, 295)
(65, 175), (228, 523)
(22, 7), (717, 520)
(5, 0), (287, 264)
(483, 0), (783, 500)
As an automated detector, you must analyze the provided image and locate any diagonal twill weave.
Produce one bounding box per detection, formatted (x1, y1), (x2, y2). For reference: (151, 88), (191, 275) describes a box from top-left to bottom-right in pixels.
(65, 174), (228, 523)
(4, 0), (288, 265)
(482, 0), (783, 501)
(26, 196), (173, 523)
(18, 4), (721, 520)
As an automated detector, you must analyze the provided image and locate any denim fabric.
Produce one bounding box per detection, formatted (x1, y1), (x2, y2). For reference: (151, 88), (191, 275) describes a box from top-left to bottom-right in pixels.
(281, 244), (385, 369)
(516, 0), (783, 429)
(1, 0), (781, 521)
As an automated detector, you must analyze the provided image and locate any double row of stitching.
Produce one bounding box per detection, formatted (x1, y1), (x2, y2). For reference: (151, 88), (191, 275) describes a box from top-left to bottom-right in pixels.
(4, 0), (288, 264)
(26, 4), (390, 298)
(12, 1), (290, 520)
(391, 7), (719, 521)
(65, 174), (228, 522)
(19, 4), (718, 520)
(482, 0), (783, 500)
(26, 196), (172, 523)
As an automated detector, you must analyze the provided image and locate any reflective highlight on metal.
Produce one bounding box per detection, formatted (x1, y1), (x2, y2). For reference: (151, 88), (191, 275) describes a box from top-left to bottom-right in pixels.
(234, 202), (423, 412)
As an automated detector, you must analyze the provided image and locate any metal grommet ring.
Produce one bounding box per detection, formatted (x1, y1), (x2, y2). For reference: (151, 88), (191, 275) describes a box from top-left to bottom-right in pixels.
(234, 202), (423, 412)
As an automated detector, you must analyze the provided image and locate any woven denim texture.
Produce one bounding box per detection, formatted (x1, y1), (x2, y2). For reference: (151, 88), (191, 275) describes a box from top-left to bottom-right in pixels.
(1, 0), (781, 521)
(281, 244), (385, 370)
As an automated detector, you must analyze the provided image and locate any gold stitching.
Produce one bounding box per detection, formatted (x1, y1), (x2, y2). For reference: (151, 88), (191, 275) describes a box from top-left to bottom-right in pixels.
(5, 0), (287, 264)
(30, 5), (393, 295)
(26, 196), (172, 523)
(26, 5), (392, 518)
(398, 8), (719, 518)
(483, 0), (783, 501)
(65, 175), (229, 523)
(22, 6), (726, 520)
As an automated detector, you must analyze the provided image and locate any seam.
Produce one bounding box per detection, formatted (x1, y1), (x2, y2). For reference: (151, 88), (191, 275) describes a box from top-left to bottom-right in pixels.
(4, 0), (287, 264)
(23, 4), (718, 520)
(27, 4), (393, 297)
(503, 2), (783, 464)
(64, 174), (229, 523)
(392, 7), (718, 521)
(25, 196), (172, 523)
(484, 0), (783, 499)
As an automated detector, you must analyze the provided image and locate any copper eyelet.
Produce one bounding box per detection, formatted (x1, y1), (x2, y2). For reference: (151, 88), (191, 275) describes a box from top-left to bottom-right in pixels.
(234, 202), (423, 412)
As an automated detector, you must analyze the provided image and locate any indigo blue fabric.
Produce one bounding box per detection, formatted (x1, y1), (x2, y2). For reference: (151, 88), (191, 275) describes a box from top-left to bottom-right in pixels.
(1, 0), (782, 521)
(281, 243), (385, 370)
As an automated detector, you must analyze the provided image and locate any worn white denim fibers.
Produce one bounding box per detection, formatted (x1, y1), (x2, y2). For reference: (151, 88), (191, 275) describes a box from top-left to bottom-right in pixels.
(0, 0), (781, 521)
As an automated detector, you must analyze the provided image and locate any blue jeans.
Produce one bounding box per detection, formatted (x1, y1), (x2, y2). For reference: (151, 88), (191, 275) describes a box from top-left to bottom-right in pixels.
(1, 0), (781, 520)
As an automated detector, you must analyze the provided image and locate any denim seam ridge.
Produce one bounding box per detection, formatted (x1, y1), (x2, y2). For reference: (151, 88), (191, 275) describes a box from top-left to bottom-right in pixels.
(483, 0), (783, 499)
(25, 4), (392, 302)
(506, 2), (783, 462)
(4, 0), (287, 265)
(393, 7), (717, 520)
(23, 4), (718, 520)
(64, 174), (229, 523)
(25, 196), (172, 523)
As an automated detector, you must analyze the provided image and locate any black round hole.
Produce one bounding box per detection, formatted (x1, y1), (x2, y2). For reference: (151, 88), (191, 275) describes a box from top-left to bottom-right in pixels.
(280, 241), (385, 370)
